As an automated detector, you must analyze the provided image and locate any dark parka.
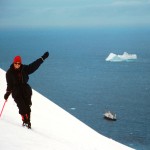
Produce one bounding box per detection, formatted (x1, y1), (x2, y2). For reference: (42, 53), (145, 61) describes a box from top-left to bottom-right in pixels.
(6, 58), (44, 115)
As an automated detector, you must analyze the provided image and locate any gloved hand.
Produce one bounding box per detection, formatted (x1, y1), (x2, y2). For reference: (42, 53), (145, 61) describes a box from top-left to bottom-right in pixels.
(4, 92), (11, 100)
(41, 52), (49, 60)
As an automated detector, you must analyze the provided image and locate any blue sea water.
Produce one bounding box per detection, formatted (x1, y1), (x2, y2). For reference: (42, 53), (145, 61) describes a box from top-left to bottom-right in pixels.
(0, 27), (150, 150)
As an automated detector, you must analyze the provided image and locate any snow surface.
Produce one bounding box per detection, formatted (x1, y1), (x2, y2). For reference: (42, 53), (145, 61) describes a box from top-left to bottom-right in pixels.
(0, 68), (134, 150)
(105, 52), (137, 62)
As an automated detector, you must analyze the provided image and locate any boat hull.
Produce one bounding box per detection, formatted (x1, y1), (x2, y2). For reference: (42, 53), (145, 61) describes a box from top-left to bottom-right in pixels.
(104, 116), (117, 121)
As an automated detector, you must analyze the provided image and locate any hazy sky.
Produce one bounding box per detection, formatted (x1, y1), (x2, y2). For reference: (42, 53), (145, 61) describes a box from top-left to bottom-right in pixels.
(0, 0), (150, 28)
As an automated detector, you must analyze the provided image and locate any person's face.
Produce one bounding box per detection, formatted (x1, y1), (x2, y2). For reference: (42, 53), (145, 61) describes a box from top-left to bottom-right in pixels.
(14, 62), (21, 69)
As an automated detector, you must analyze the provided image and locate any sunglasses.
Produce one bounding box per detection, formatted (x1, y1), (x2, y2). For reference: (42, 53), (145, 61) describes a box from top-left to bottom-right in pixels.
(14, 62), (21, 65)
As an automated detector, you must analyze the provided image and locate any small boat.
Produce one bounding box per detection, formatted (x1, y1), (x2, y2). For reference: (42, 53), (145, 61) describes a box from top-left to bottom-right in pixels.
(104, 111), (117, 121)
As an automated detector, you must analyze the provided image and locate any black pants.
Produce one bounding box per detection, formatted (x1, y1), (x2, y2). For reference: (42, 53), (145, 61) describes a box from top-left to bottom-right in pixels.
(15, 97), (31, 115)
(12, 84), (32, 115)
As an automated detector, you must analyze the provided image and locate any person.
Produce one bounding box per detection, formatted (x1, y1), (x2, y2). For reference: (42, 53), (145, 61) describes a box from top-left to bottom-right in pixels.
(4, 52), (49, 128)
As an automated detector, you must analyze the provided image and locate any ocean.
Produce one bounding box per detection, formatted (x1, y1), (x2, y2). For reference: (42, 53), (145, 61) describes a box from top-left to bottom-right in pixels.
(0, 27), (150, 150)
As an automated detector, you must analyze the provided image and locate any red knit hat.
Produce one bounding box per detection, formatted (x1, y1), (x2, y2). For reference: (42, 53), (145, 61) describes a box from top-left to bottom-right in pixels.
(13, 56), (22, 64)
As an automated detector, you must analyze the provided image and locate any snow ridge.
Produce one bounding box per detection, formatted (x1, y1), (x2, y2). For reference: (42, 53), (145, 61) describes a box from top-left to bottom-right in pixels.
(0, 68), (134, 150)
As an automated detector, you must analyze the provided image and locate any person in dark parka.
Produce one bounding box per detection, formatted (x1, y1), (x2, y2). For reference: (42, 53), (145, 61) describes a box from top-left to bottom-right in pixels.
(4, 52), (49, 128)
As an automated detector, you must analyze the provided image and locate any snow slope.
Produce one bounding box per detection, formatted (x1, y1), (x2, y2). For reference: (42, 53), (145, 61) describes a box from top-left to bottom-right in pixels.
(0, 68), (134, 150)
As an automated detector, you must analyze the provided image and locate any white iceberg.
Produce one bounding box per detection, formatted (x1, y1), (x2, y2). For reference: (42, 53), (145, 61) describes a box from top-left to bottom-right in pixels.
(105, 52), (137, 62)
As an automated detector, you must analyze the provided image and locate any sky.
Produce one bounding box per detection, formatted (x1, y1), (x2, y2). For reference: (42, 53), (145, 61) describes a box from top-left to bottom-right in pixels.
(0, 0), (150, 28)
